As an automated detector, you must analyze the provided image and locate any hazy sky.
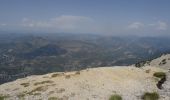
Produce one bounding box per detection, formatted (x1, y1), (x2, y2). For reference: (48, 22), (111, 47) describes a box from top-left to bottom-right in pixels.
(0, 0), (169, 36)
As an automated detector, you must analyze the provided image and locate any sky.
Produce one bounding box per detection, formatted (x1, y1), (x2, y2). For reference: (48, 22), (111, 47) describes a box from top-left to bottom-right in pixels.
(0, 0), (170, 36)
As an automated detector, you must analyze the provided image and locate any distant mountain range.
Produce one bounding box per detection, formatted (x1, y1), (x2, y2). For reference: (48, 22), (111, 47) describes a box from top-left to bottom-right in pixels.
(0, 33), (170, 84)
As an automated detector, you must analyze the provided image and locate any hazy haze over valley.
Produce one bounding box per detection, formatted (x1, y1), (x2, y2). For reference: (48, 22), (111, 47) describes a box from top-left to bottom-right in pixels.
(0, 33), (170, 84)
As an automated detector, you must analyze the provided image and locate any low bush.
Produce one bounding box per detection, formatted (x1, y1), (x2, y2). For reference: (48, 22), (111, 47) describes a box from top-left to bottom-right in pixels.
(153, 72), (166, 89)
(153, 72), (166, 79)
(48, 97), (58, 100)
(142, 92), (159, 100)
(0, 95), (8, 100)
(109, 94), (122, 100)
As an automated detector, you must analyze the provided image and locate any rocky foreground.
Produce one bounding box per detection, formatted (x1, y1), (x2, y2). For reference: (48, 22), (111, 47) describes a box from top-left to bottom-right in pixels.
(0, 54), (170, 100)
(147, 54), (170, 100)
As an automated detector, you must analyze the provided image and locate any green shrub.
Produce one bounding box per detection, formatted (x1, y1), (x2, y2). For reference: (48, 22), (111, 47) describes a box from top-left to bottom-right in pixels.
(0, 96), (5, 100)
(48, 97), (58, 100)
(153, 72), (166, 89)
(0, 95), (8, 100)
(109, 94), (122, 100)
(142, 92), (159, 100)
(153, 72), (166, 79)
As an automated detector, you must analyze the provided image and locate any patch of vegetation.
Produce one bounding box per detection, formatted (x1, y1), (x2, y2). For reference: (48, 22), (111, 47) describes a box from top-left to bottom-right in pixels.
(135, 60), (151, 67)
(27, 86), (48, 95)
(153, 72), (166, 79)
(34, 80), (54, 86)
(153, 72), (166, 89)
(142, 92), (159, 100)
(48, 97), (59, 100)
(135, 61), (146, 67)
(109, 94), (122, 100)
(0, 96), (5, 100)
(20, 82), (30, 87)
(159, 59), (167, 65)
(0, 95), (9, 100)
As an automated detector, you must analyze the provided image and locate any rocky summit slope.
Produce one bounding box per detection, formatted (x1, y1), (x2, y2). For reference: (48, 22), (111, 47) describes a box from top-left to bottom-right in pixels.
(143, 54), (170, 100)
(146, 54), (170, 70)
(0, 55), (170, 100)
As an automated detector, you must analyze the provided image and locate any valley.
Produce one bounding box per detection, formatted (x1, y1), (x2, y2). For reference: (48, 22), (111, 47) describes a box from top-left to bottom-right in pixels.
(1, 33), (170, 84)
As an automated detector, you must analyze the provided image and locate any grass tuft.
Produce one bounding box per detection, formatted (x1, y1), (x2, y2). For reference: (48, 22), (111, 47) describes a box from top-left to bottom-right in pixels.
(142, 92), (159, 100)
(34, 80), (53, 86)
(153, 72), (166, 79)
(109, 94), (122, 100)
(48, 97), (59, 100)
(0, 95), (9, 100)
(27, 86), (48, 95)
